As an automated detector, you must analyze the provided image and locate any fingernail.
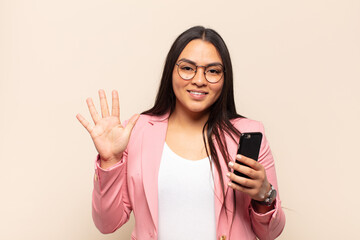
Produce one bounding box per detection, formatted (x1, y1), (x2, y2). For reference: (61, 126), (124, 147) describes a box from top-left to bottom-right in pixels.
(228, 182), (232, 187)
(226, 172), (231, 177)
(228, 161), (234, 167)
(237, 154), (242, 159)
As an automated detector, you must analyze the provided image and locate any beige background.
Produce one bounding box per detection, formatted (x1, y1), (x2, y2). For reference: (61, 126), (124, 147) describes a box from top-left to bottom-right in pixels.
(1, 0), (359, 239)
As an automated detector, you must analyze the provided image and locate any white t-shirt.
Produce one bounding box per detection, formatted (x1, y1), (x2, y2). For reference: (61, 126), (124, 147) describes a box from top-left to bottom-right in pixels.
(157, 142), (216, 240)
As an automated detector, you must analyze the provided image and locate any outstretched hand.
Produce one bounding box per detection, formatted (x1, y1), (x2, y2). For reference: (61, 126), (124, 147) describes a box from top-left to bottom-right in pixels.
(76, 89), (139, 168)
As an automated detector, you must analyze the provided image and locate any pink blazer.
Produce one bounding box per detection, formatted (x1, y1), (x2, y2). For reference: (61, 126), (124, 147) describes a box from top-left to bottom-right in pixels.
(92, 113), (285, 240)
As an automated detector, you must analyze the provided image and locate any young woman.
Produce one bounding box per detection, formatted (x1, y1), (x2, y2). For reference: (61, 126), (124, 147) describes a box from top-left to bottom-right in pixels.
(76, 26), (285, 240)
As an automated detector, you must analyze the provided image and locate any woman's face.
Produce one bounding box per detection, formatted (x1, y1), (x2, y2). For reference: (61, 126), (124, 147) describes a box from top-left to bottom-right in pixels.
(172, 39), (224, 116)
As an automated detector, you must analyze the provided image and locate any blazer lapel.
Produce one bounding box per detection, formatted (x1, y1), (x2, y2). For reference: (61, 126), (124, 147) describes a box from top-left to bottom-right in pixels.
(141, 114), (169, 233)
(213, 133), (240, 235)
(213, 148), (232, 233)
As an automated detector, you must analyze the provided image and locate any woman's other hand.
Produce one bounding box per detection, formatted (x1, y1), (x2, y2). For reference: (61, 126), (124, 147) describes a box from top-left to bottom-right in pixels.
(76, 89), (139, 169)
(226, 155), (274, 212)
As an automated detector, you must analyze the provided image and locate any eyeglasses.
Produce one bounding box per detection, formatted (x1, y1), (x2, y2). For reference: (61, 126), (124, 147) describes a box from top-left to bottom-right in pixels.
(175, 60), (224, 83)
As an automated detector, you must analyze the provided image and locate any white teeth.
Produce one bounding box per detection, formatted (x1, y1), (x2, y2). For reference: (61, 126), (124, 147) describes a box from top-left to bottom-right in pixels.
(189, 91), (206, 95)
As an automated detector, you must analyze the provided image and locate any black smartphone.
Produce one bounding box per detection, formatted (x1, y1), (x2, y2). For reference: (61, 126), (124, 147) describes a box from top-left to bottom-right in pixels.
(233, 132), (263, 179)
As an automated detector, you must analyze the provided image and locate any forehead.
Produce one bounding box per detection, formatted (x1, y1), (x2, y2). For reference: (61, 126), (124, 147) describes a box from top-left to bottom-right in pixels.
(177, 39), (222, 65)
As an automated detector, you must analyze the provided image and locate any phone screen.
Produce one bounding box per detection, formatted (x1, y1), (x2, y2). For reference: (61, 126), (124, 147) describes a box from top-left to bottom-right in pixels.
(233, 132), (263, 179)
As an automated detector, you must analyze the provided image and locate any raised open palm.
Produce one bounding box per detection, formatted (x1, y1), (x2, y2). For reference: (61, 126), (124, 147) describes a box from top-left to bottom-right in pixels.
(76, 89), (139, 168)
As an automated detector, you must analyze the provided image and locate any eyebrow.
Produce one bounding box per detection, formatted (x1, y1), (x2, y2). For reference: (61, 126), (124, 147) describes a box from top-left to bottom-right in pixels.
(178, 58), (223, 67)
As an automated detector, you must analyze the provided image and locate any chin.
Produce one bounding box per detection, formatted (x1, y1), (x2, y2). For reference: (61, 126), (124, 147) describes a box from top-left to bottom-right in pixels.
(175, 98), (212, 115)
(186, 105), (211, 114)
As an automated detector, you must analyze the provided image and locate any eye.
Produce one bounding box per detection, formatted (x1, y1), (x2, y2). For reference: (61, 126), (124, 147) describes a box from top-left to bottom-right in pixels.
(179, 62), (195, 72)
(206, 66), (223, 75)
(208, 69), (219, 74)
(182, 66), (194, 71)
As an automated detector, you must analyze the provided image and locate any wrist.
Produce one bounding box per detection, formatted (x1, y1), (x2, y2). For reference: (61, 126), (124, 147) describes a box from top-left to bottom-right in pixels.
(261, 183), (272, 201)
(99, 153), (123, 169)
(255, 184), (277, 206)
(251, 198), (276, 214)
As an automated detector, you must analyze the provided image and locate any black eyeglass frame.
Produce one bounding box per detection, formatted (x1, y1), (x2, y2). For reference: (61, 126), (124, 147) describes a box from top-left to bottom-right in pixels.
(175, 61), (225, 84)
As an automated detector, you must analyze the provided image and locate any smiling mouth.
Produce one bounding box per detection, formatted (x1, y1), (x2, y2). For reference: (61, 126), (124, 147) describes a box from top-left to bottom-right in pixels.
(187, 90), (208, 95)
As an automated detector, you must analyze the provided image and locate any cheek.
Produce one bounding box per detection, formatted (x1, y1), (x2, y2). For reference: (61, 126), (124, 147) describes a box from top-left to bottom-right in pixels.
(172, 80), (182, 102)
(211, 82), (224, 99)
(172, 72), (186, 94)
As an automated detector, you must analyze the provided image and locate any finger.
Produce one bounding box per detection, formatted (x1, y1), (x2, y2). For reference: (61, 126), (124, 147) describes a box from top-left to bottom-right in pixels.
(76, 113), (94, 133)
(236, 154), (263, 171)
(228, 181), (266, 201)
(228, 180), (253, 194)
(124, 114), (140, 135)
(227, 172), (256, 188)
(86, 98), (101, 124)
(228, 161), (258, 179)
(111, 90), (120, 118)
(99, 89), (110, 118)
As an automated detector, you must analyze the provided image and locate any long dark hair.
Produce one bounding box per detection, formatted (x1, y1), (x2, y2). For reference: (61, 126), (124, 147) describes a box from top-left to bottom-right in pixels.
(142, 26), (244, 218)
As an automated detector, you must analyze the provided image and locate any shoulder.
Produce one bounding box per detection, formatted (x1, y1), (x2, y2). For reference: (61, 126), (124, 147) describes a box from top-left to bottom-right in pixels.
(123, 113), (167, 126)
(137, 113), (168, 124)
(135, 114), (153, 125)
(127, 113), (168, 132)
(230, 117), (265, 134)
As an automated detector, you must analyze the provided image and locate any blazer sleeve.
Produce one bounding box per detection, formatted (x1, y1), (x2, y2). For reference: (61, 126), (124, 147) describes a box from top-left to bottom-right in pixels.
(92, 148), (132, 233)
(248, 122), (286, 240)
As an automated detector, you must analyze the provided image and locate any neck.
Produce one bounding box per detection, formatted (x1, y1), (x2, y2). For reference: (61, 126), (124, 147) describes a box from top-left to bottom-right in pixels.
(169, 106), (210, 131)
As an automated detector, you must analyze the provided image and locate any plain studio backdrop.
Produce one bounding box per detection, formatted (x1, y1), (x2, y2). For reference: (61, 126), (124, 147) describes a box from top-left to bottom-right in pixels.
(1, 0), (359, 239)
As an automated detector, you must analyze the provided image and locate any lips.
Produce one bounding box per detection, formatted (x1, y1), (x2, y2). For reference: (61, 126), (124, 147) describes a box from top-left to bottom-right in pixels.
(187, 90), (208, 95)
(187, 90), (208, 100)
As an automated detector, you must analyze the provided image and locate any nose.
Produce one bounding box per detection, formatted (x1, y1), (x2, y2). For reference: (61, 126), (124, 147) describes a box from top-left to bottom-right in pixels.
(191, 67), (207, 86)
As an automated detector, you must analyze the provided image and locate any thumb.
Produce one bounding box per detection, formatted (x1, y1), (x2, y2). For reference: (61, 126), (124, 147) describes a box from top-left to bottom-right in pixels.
(124, 114), (140, 135)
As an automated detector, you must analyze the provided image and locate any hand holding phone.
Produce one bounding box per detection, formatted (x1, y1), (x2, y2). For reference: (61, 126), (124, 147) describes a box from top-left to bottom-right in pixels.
(228, 132), (276, 205)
